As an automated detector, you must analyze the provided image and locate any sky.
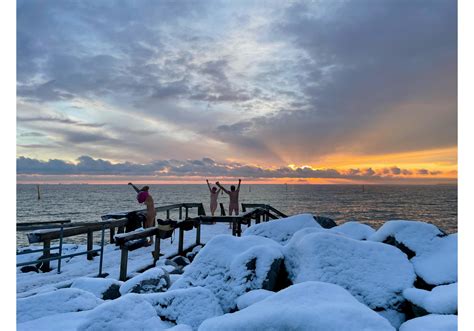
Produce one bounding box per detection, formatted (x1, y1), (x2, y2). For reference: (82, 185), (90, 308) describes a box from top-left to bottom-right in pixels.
(16, 0), (457, 184)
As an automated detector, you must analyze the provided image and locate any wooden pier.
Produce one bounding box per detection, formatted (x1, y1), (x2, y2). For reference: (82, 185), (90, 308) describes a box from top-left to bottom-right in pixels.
(19, 202), (287, 280)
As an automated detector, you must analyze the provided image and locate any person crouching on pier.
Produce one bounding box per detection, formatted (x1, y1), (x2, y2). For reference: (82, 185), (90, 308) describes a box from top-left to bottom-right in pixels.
(206, 179), (221, 216)
(216, 179), (241, 216)
(128, 183), (156, 246)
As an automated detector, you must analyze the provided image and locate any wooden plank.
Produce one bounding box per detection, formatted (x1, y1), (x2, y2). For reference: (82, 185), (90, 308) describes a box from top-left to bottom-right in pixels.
(119, 248), (128, 281)
(87, 231), (93, 260)
(153, 236), (161, 263)
(195, 221), (201, 245)
(114, 227), (160, 246)
(27, 219), (129, 243)
(178, 228), (184, 254)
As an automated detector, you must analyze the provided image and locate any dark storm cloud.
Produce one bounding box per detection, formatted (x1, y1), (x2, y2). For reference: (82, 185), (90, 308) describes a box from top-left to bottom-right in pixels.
(17, 156), (443, 181)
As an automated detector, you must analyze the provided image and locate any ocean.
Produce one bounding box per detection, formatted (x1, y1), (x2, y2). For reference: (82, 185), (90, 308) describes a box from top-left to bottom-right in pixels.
(16, 184), (457, 246)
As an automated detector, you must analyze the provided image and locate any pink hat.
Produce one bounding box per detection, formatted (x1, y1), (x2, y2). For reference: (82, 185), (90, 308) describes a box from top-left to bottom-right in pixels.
(137, 191), (149, 203)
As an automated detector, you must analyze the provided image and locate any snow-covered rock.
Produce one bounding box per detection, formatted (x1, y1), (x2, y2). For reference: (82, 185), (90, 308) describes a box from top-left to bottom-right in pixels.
(411, 234), (457, 286)
(77, 293), (171, 331)
(243, 213), (322, 244)
(284, 232), (416, 311)
(369, 221), (456, 286)
(403, 283), (457, 315)
(198, 281), (395, 331)
(330, 221), (375, 240)
(313, 215), (337, 228)
(71, 277), (123, 300)
(236, 289), (274, 310)
(369, 220), (445, 258)
(141, 287), (223, 330)
(399, 314), (457, 331)
(120, 267), (170, 295)
(17, 288), (103, 323)
(170, 234), (284, 312)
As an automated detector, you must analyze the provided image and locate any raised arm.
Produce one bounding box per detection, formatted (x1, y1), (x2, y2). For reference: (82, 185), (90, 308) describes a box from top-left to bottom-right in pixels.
(128, 182), (140, 193)
(216, 181), (230, 194)
(237, 179), (242, 191)
(206, 179), (212, 192)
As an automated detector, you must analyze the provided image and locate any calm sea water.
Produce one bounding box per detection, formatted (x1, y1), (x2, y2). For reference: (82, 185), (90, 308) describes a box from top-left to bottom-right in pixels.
(16, 184), (457, 246)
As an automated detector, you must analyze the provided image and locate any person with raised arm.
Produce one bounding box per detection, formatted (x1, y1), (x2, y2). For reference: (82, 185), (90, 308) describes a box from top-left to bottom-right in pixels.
(206, 179), (221, 216)
(128, 182), (156, 245)
(216, 179), (241, 216)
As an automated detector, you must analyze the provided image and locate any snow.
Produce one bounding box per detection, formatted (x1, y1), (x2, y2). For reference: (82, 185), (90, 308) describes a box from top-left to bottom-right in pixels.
(369, 221), (457, 286)
(403, 283), (457, 314)
(119, 266), (170, 294)
(140, 287), (223, 329)
(198, 281), (395, 331)
(18, 310), (91, 331)
(411, 234), (457, 286)
(243, 213), (321, 244)
(236, 289), (274, 310)
(369, 220), (444, 254)
(399, 314), (457, 331)
(71, 277), (123, 299)
(170, 234), (284, 312)
(76, 293), (171, 331)
(330, 221), (375, 240)
(284, 231), (416, 310)
(17, 288), (103, 323)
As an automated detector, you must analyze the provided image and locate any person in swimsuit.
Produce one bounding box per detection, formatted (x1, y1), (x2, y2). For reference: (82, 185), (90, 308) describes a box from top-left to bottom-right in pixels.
(206, 179), (221, 216)
(128, 183), (156, 245)
(216, 179), (241, 216)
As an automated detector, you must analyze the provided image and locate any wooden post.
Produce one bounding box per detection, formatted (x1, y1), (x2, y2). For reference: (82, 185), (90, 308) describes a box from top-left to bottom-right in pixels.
(196, 221), (201, 245)
(166, 210), (170, 219)
(118, 226), (124, 234)
(179, 207), (182, 220)
(110, 227), (115, 244)
(178, 227), (184, 254)
(237, 220), (242, 237)
(87, 230), (93, 260)
(42, 239), (51, 271)
(119, 248), (128, 281)
(185, 207), (189, 219)
(153, 236), (161, 263)
(256, 214), (261, 224)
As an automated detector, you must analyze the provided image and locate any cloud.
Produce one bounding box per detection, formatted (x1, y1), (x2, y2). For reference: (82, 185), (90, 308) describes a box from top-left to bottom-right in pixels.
(17, 156), (447, 182)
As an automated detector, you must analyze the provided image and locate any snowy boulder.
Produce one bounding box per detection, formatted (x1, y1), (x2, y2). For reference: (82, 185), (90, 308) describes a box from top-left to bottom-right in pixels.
(236, 289), (274, 310)
(141, 287), (223, 330)
(170, 234), (284, 312)
(284, 232), (416, 311)
(403, 283), (457, 315)
(313, 215), (337, 228)
(369, 221), (456, 287)
(120, 267), (170, 295)
(17, 288), (103, 323)
(199, 281), (395, 331)
(411, 234), (457, 287)
(77, 293), (171, 331)
(243, 213), (322, 244)
(330, 221), (375, 240)
(71, 277), (123, 300)
(369, 220), (445, 259)
(399, 314), (457, 331)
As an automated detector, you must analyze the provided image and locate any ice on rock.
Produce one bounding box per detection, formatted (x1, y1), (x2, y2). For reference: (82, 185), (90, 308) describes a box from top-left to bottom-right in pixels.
(243, 213), (322, 244)
(170, 234), (284, 312)
(199, 281), (395, 331)
(284, 231), (416, 310)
